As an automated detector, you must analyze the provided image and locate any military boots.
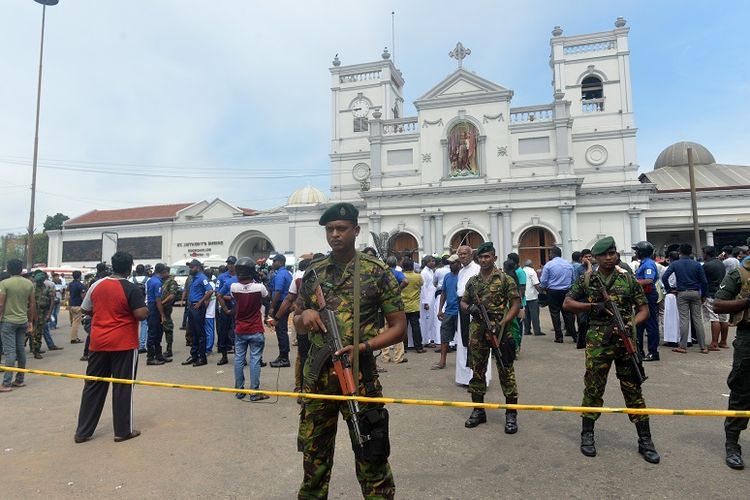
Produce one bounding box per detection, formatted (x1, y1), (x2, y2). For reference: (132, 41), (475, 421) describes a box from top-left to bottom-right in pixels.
(726, 430), (745, 470)
(580, 418), (596, 457)
(164, 343), (173, 359)
(505, 397), (518, 434)
(465, 394), (487, 428)
(635, 420), (660, 464)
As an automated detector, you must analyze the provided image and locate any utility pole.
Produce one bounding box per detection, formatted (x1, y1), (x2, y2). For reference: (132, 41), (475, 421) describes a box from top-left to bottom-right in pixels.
(687, 147), (701, 253)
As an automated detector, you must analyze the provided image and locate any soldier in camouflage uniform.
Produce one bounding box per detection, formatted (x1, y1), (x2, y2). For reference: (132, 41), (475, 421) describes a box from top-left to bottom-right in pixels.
(460, 242), (521, 433)
(714, 251), (750, 470)
(31, 271), (55, 359)
(564, 236), (660, 464)
(160, 271), (180, 359)
(295, 202), (406, 500)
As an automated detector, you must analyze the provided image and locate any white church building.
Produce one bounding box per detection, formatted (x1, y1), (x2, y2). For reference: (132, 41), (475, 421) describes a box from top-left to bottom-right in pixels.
(46, 18), (749, 269)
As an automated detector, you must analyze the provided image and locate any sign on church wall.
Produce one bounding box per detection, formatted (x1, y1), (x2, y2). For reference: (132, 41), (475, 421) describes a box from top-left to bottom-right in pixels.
(387, 149), (413, 166)
(518, 136), (550, 155)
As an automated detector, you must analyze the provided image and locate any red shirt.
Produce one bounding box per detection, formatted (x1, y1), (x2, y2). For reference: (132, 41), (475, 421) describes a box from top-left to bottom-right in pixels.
(230, 281), (268, 334)
(83, 277), (146, 351)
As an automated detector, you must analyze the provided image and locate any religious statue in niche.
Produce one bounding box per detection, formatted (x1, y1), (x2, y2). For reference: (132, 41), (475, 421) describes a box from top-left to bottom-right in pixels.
(448, 122), (478, 176)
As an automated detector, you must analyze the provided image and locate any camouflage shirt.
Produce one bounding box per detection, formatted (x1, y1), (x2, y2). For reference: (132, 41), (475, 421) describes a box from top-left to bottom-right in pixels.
(568, 269), (646, 328)
(463, 269), (519, 317)
(34, 281), (54, 313)
(160, 277), (179, 308)
(716, 265), (750, 328)
(298, 252), (404, 348)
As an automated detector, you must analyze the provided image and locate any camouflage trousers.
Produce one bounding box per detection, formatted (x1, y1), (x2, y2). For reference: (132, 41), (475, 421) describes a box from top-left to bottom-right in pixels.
(468, 322), (518, 399)
(162, 308), (174, 345)
(31, 310), (49, 353)
(582, 326), (647, 423)
(298, 360), (394, 500)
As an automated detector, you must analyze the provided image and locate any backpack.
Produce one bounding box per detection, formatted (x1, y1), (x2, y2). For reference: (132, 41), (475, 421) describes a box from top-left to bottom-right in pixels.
(131, 275), (147, 297)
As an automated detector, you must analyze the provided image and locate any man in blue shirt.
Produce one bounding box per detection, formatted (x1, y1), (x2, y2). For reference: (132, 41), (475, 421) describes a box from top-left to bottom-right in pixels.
(267, 254), (293, 367)
(633, 241), (660, 361)
(662, 243), (709, 353)
(540, 246), (576, 343)
(181, 259), (213, 366)
(68, 270), (86, 344)
(215, 256), (238, 366)
(435, 255), (461, 369)
(146, 263), (171, 365)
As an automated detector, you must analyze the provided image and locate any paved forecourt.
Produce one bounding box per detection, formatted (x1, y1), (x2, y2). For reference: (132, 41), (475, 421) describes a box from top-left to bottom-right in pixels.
(2, 308), (745, 498)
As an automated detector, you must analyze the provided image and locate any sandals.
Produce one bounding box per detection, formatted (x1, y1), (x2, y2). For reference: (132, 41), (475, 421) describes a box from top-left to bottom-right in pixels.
(718, 344), (729, 349)
(430, 363), (446, 370)
(672, 347), (687, 353)
(700, 348), (709, 354)
(708, 346), (720, 352)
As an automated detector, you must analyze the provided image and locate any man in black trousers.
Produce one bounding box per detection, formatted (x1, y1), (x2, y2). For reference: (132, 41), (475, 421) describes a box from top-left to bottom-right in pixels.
(74, 251), (148, 443)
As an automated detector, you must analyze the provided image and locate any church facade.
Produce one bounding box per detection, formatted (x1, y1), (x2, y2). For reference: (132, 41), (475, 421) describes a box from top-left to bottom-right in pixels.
(52, 18), (746, 269)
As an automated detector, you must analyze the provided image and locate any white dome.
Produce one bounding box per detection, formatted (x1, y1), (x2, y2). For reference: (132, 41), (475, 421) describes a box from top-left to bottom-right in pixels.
(287, 185), (328, 206)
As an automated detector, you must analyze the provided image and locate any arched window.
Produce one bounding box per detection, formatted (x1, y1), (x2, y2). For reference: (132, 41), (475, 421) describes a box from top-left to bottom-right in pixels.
(518, 227), (556, 267)
(391, 233), (419, 261)
(450, 230), (485, 253)
(581, 76), (603, 100)
(581, 76), (604, 112)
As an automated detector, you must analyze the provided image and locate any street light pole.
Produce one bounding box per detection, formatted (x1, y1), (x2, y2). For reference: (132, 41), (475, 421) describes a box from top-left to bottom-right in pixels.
(26, 0), (59, 270)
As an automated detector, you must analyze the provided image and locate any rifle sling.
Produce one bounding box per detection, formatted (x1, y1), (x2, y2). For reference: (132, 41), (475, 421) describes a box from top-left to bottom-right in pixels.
(352, 252), (361, 386)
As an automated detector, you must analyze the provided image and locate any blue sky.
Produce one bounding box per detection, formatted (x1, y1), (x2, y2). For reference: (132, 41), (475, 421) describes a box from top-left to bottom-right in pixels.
(1, 0), (748, 234)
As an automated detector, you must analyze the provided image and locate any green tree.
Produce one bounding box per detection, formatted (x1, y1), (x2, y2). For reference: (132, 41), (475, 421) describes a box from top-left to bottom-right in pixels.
(43, 213), (69, 231)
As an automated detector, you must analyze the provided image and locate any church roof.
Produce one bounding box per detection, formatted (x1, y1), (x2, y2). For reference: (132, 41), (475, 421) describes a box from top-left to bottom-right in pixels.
(639, 164), (750, 192)
(65, 203), (194, 228)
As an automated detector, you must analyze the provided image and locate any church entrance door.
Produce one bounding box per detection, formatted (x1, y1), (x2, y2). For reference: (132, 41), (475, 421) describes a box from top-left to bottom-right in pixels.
(518, 227), (556, 267)
(449, 230), (485, 253)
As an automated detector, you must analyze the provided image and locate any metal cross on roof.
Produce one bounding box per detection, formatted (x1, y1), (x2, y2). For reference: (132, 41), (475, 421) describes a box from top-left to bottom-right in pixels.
(449, 42), (471, 68)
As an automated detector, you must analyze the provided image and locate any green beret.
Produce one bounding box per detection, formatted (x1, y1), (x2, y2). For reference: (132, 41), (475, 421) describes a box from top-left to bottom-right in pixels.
(476, 241), (495, 255)
(591, 236), (616, 257)
(318, 202), (359, 226)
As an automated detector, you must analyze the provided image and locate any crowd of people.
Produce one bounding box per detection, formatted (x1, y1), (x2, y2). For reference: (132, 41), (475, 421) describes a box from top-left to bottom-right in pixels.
(2, 214), (749, 496)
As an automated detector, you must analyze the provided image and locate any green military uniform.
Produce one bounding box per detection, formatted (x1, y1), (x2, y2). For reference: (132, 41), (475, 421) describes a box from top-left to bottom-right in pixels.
(31, 280), (54, 354)
(715, 262), (750, 438)
(463, 269), (520, 400)
(567, 264), (648, 423)
(297, 251), (403, 500)
(160, 276), (180, 347)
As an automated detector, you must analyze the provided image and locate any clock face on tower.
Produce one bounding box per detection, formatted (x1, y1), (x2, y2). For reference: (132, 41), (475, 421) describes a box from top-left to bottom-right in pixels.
(351, 98), (370, 118)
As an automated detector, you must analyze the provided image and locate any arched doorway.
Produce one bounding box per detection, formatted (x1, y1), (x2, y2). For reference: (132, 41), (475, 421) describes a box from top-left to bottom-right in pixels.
(450, 229), (485, 253)
(390, 233), (419, 261)
(231, 231), (275, 262)
(518, 227), (556, 267)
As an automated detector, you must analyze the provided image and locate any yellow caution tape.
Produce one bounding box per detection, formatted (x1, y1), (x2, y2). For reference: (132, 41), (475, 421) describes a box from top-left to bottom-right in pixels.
(2, 366), (748, 417)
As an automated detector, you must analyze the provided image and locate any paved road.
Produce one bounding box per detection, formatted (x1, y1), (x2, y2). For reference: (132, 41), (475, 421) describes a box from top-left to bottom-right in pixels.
(2, 308), (746, 499)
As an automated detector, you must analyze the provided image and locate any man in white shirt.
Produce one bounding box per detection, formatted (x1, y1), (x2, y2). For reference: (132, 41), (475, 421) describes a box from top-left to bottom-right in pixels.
(522, 260), (543, 336)
(419, 256), (437, 346)
(455, 245), (483, 385)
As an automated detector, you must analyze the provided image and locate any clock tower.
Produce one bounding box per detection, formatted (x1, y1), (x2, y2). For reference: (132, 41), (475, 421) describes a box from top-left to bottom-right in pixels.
(329, 48), (404, 201)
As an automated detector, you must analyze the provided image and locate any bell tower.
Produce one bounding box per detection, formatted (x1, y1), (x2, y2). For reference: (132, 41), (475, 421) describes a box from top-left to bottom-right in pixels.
(329, 49), (405, 200)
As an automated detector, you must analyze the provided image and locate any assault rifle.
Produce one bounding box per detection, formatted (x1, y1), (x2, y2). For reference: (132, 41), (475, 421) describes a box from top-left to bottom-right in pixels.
(317, 306), (369, 449)
(594, 275), (648, 385)
(477, 303), (508, 375)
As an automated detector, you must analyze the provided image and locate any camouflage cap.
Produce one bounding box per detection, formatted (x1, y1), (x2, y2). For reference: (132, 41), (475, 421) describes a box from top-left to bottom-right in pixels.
(318, 202), (358, 226)
(476, 241), (495, 255)
(591, 236), (616, 256)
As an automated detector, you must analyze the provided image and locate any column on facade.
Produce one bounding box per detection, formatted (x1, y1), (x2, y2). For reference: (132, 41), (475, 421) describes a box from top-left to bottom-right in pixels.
(434, 213), (444, 255)
(559, 206), (573, 260)
(421, 214), (432, 257)
(499, 208), (512, 257)
(369, 214), (381, 246)
(487, 209), (500, 250)
(288, 225), (296, 255)
(627, 209), (642, 249)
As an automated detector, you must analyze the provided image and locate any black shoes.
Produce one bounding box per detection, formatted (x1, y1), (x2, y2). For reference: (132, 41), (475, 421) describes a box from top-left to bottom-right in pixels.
(635, 420), (660, 464)
(181, 356), (195, 365)
(74, 435), (91, 444)
(217, 355), (229, 366)
(193, 357), (208, 366)
(269, 357), (290, 368)
(726, 431), (745, 470)
(70, 338), (83, 344)
(580, 418), (596, 457)
(146, 358), (165, 366)
(138, 348), (147, 354)
(114, 430), (141, 442)
(554, 338), (564, 344)
(643, 353), (660, 362)
(505, 412), (518, 434)
(33, 352), (43, 359)
(465, 394), (487, 428)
